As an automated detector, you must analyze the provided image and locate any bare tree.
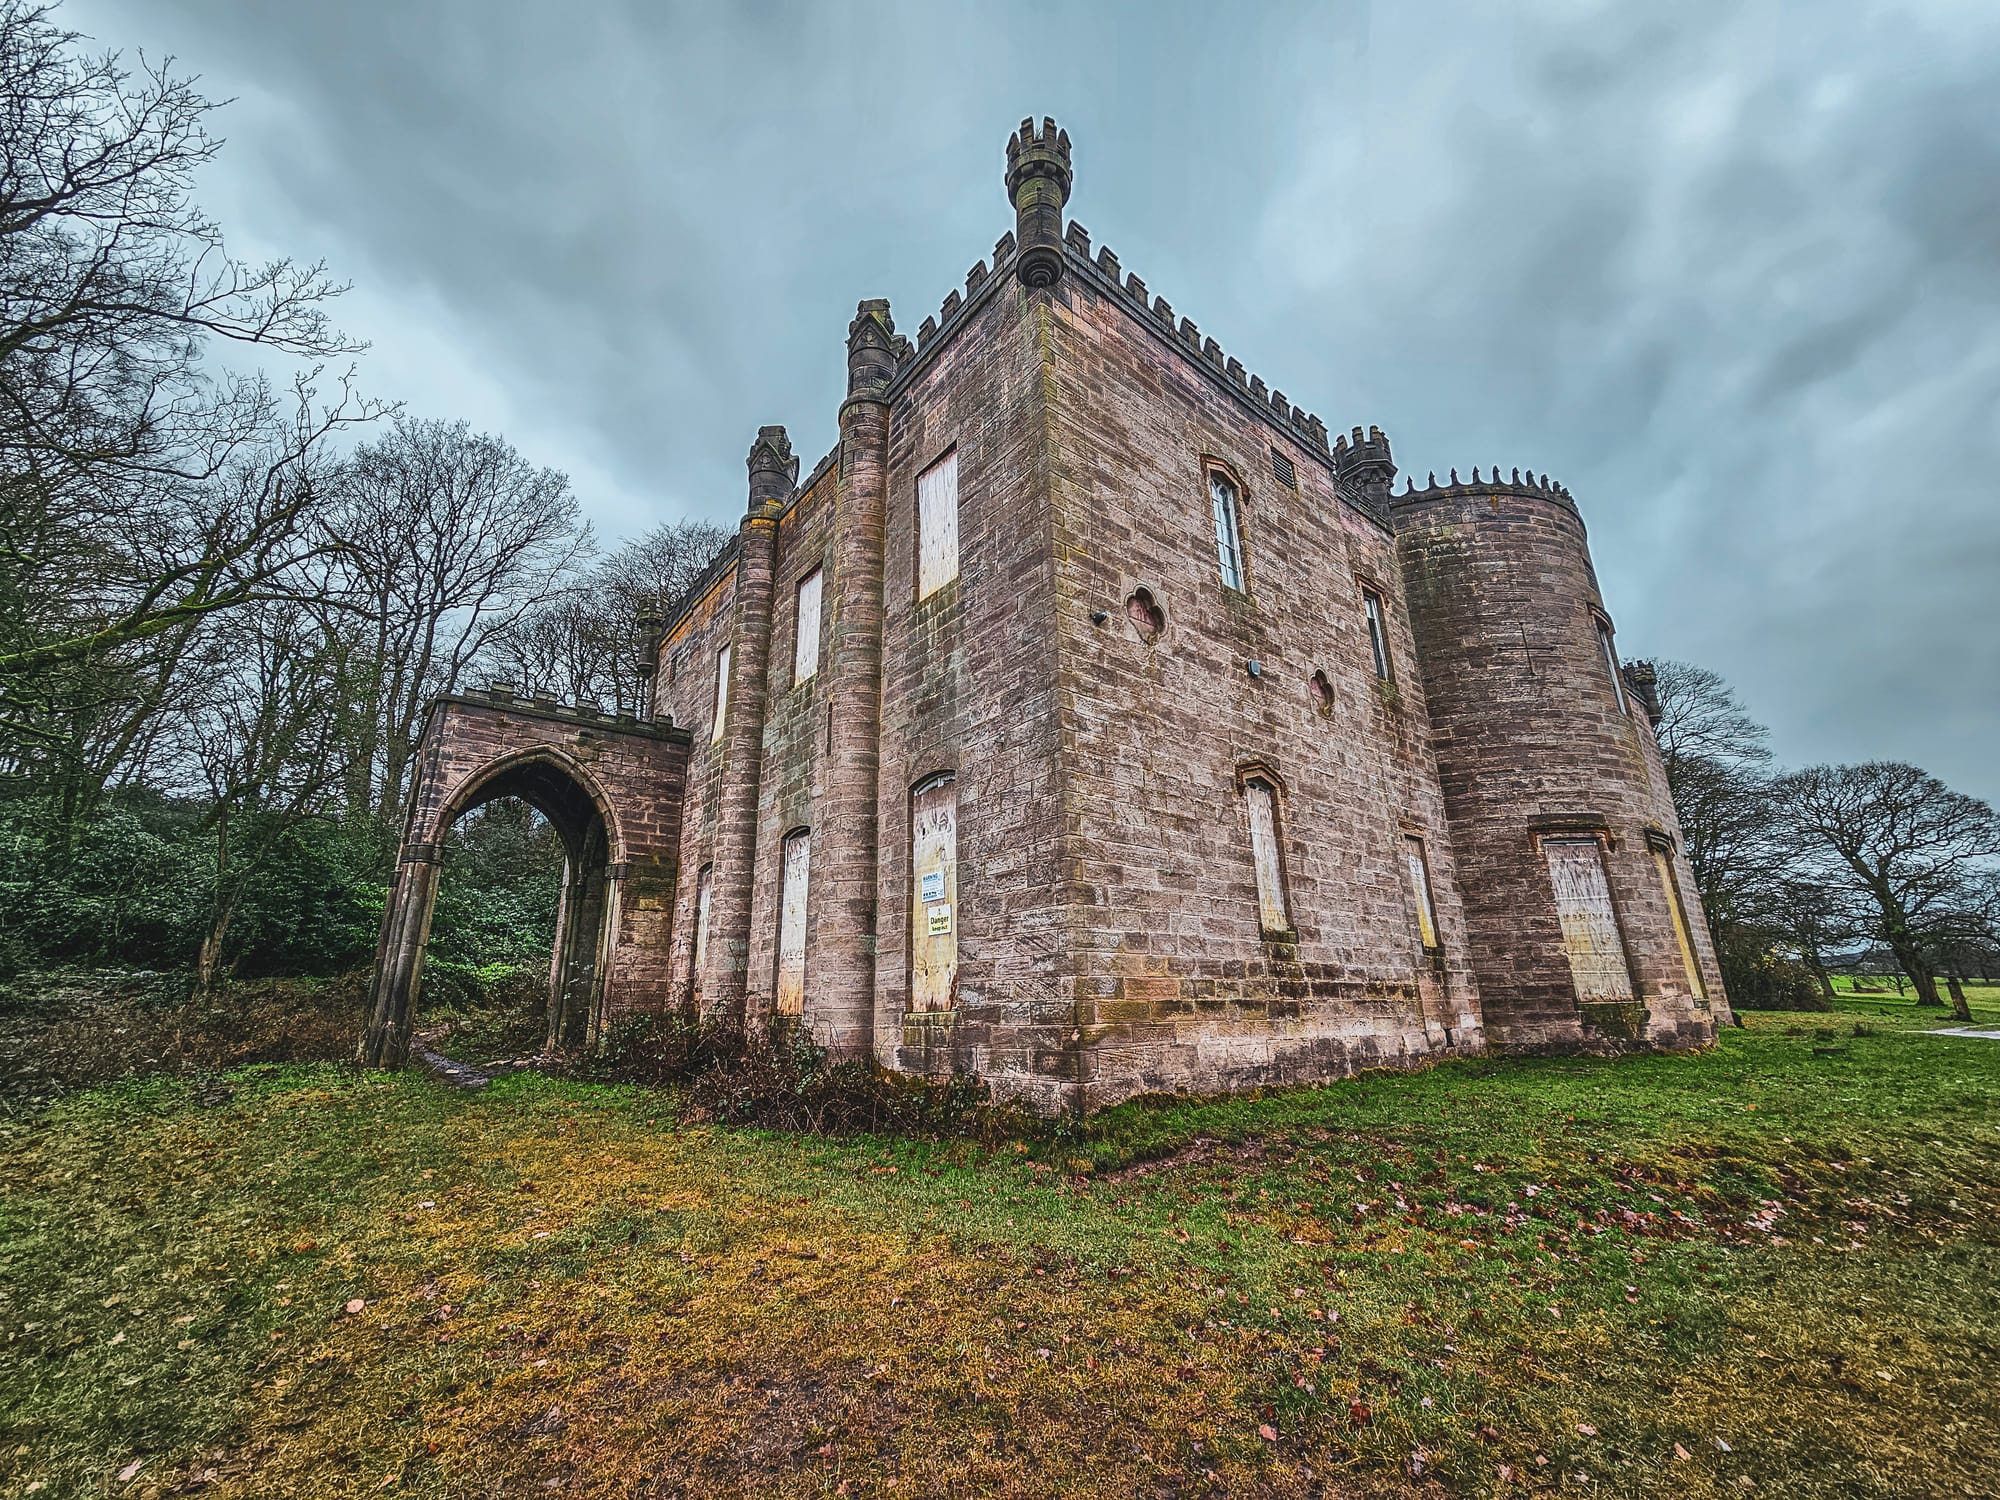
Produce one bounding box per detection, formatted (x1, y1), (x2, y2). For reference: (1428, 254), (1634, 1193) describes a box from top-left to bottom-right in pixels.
(0, 2), (379, 850)
(1776, 762), (2000, 1021)
(169, 596), (353, 996)
(0, 1), (368, 673)
(495, 518), (729, 710)
(1648, 659), (1779, 931)
(326, 416), (588, 819)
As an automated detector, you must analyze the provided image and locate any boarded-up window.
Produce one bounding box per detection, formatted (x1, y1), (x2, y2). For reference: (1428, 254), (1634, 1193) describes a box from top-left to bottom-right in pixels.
(711, 642), (731, 743)
(690, 865), (713, 998)
(917, 450), (959, 600)
(776, 829), (810, 1016)
(1363, 589), (1393, 682)
(1651, 842), (1707, 999)
(910, 774), (958, 1012)
(1210, 470), (1245, 591)
(1598, 620), (1628, 715)
(1405, 836), (1440, 950)
(1543, 837), (1634, 1001)
(1243, 776), (1290, 934)
(793, 568), (823, 686)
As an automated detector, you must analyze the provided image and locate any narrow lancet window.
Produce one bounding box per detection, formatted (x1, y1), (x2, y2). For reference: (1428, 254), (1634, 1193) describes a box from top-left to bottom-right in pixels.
(1405, 835), (1440, 951)
(1210, 470), (1245, 591)
(776, 829), (810, 1016)
(711, 642), (731, 743)
(1363, 589), (1393, 682)
(1243, 774), (1290, 935)
(1597, 618), (1628, 714)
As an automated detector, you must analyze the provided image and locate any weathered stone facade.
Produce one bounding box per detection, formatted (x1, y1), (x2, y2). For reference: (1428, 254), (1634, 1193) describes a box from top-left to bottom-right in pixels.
(364, 120), (1728, 1109)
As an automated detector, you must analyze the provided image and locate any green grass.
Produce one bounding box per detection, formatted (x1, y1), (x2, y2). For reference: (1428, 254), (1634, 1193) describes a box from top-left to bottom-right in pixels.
(2, 1001), (1997, 1497)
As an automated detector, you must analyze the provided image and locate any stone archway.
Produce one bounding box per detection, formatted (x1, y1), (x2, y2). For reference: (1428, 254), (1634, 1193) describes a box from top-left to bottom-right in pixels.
(357, 689), (690, 1069)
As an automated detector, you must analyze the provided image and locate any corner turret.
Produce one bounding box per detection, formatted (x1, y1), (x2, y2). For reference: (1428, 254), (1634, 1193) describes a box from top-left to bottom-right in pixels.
(1005, 116), (1073, 289)
(746, 424), (798, 518)
(1333, 425), (1396, 511)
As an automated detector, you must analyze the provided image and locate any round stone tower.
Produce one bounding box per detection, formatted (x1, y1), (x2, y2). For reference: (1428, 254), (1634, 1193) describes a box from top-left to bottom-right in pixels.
(1390, 469), (1727, 1052)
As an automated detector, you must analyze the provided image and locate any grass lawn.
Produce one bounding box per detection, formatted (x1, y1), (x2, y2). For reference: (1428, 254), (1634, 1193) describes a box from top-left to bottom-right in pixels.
(2, 999), (1996, 1498)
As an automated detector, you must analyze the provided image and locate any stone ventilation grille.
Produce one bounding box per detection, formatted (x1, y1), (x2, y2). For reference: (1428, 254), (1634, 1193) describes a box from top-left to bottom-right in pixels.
(1392, 465), (1576, 505)
(1062, 220), (1333, 454)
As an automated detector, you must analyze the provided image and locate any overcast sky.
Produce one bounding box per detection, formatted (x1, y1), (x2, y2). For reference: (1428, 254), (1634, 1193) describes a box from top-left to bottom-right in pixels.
(69, 0), (2000, 803)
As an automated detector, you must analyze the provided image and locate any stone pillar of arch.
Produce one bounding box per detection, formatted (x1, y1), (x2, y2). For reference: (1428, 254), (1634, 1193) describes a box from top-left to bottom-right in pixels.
(356, 690), (690, 1069)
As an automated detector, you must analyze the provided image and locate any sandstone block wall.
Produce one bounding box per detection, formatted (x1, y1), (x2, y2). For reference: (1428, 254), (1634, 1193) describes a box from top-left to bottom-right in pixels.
(1392, 483), (1726, 1052)
(1041, 256), (1485, 1109)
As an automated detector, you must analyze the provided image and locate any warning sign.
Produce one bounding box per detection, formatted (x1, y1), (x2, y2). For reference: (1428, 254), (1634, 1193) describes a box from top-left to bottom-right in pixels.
(926, 905), (953, 936)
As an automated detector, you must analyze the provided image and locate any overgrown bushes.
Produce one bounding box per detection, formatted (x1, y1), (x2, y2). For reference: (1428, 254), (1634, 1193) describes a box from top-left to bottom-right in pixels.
(582, 1013), (1003, 1137)
(1716, 927), (1830, 1011)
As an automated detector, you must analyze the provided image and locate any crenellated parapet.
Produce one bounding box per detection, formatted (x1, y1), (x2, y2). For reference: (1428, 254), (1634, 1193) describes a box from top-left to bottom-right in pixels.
(459, 681), (678, 736)
(1056, 219), (1335, 455)
(1391, 465), (1578, 514)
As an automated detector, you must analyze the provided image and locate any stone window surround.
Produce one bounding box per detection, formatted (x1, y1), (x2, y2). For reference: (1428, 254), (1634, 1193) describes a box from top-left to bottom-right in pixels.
(1590, 606), (1628, 716)
(1201, 454), (1252, 598)
(1233, 759), (1297, 942)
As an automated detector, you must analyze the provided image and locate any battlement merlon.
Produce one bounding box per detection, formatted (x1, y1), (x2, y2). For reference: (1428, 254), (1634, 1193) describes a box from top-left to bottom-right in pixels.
(1006, 115), (1073, 288)
(1391, 464), (1580, 517)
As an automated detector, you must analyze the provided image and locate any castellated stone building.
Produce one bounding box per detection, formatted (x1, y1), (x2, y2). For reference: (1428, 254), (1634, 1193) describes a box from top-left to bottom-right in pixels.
(360, 120), (1728, 1112)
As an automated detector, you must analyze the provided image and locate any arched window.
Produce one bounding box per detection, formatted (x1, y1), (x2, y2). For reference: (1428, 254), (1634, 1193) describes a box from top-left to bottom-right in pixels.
(1240, 772), (1291, 936)
(1209, 468), (1245, 592)
(776, 829), (810, 1016)
(1595, 614), (1628, 715)
(690, 864), (714, 999)
(910, 773), (958, 1012)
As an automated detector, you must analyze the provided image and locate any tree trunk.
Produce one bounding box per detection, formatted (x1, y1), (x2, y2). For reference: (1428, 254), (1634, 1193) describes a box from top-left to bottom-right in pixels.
(1945, 971), (1972, 1024)
(1805, 945), (1836, 1000)
(193, 892), (239, 1000)
(1902, 951), (1944, 1008)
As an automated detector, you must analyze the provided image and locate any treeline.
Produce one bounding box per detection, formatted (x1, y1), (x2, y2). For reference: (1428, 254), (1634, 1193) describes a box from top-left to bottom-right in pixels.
(0, 2), (725, 990)
(1650, 662), (1999, 1019)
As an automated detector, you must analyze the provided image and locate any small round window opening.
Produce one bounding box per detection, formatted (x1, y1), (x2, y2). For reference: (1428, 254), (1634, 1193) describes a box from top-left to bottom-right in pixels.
(1309, 670), (1335, 715)
(1126, 587), (1165, 642)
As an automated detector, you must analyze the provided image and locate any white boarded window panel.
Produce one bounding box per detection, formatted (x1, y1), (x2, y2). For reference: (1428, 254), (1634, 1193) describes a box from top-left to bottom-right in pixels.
(1210, 471), (1244, 591)
(1544, 838), (1634, 1001)
(1245, 779), (1289, 933)
(910, 776), (958, 1013)
(711, 642), (731, 743)
(691, 866), (713, 997)
(776, 830), (810, 1016)
(1652, 844), (1707, 999)
(793, 568), (823, 685)
(917, 450), (959, 600)
(1406, 836), (1440, 950)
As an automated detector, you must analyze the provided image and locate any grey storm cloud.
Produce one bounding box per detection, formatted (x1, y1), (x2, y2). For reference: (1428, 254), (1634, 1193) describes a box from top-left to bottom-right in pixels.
(67, 0), (2000, 803)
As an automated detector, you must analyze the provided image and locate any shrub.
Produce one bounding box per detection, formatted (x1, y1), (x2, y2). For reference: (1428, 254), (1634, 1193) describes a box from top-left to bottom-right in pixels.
(582, 1014), (1000, 1138)
(1717, 929), (1829, 1011)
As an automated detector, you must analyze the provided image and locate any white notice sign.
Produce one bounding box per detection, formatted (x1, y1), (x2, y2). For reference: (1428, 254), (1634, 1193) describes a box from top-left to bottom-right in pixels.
(920, 870), (945, 903)
(926, 905), (953, 936)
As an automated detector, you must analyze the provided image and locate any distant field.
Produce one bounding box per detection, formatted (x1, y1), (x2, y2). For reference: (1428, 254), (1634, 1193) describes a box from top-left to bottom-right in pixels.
(2, 997), (1995, 1498)
(1829, 972), (2000, 1011)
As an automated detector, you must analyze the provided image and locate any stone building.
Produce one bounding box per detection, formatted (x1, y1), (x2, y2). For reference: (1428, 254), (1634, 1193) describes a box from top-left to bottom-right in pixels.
(360, 120), (1728, 1112)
